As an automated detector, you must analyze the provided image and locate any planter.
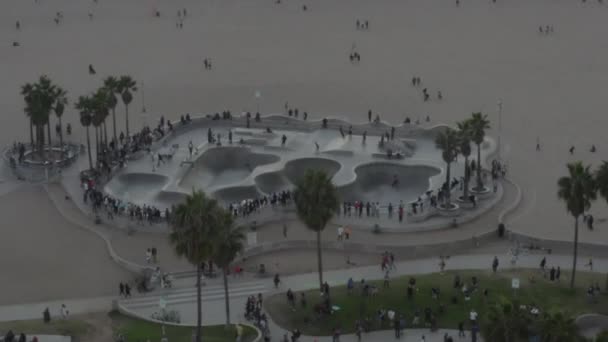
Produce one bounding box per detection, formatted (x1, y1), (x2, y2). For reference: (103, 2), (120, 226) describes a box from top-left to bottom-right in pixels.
(470, 185), (492, 199)
(437, 203), (461, 217)
(456, 196), (476, 209)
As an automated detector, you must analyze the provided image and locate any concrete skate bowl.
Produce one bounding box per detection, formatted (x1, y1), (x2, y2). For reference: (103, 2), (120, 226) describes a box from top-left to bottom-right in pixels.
(104, 173), (169, 202)
(255, 171), (292, 195)
(153, 191), (188, 209)
(179, 146), (280, 189)
(283, 157), (341, 184)
(576, 314), (608, 339)
(212, 185), (262, 204)
(339, 163), (440, 204)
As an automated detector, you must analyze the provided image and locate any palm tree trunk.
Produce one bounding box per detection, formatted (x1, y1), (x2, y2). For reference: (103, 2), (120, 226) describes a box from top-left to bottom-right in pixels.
(445, 162), (452, 205)
(47, 122), (52, 159)
(112, 108), (117, 144)
(476, 143), (482, 189)
(125, 105), (130, 137)
(94, 127), (99, 166)
(222, 268), (231, 326)
(58, 117), (64, 155)
(316, 230), (324, 291)
(86, 127), (93, 170)
(29, 119), (34, 150)
(38, 126), (44, 160)
(196, 264), (203, 342)
(103, 121), (108, 147)
(570, 216), (579, 289)
(463, 156), (470, 200)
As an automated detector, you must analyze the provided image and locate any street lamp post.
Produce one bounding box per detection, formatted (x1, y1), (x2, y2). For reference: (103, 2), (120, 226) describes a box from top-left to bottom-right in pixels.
(497, 99), (503, 161)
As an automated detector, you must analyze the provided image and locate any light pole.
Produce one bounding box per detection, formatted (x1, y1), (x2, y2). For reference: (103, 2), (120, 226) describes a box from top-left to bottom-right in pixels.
(497, 99), (503, 161)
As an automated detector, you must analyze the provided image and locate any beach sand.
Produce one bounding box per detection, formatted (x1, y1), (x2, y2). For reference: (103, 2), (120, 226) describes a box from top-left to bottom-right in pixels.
(1, 0), (608, 302)
(0, 186), (131, 305)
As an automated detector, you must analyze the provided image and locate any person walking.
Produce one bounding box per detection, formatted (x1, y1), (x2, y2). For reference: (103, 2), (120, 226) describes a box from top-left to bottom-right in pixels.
(585, 258), (593, 271)
(125, 284), (131, 298)
(492, 256), (499, 273)
(283, 223), (288, 238)
(274, 273), (281, 288)
(540, 257), (546, 270)
(119, 282), (125, 297)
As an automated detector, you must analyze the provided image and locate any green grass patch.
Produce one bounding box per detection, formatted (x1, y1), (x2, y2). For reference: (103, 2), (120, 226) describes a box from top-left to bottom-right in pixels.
(110, 311), (258, 342)
(0, 318), (93, 339)
(266, 269), (608, 336)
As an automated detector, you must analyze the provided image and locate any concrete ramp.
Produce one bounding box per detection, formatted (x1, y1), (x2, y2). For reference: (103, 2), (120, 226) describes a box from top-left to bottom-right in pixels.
(338, 163), (440, 204)
(284, 157), (341, 184)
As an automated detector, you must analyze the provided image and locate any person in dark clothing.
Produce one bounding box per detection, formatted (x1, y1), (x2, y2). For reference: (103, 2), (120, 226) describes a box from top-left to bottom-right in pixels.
(492, 256), (499, 273)
(549, 267), (556, 281)
(125, 284), (131, 297)
(587, 214), (594, 230)
(119, 282), (125, 297)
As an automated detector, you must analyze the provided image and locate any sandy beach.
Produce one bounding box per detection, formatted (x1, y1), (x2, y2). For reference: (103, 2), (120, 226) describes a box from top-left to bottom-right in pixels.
(1, 0), (608, 303)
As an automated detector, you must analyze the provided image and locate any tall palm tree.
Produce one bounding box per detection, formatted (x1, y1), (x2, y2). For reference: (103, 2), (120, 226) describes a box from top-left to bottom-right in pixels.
(294, 169), (339, 291)
(457, 120), (473, 201)
(21, 76), (59, 160)
(435, 128), (460, 207)
(103, 76), (119, 144)
(557, 162), (596, 289)
(539, 311), (581, 342)
(94, 87), (111, 147)
(117, 76), (137, 137)
(595, 161), (608, 204)
(481, 297), (531, 342)
(75, 96), (93, 170)
(469, 112), (491, 190)
(170, 190), (221, 342)
(212, 214), (245, 327)
(53, 87), (68, 152)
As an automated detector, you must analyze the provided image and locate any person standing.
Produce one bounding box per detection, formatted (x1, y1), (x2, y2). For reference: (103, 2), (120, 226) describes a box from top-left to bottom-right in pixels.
(119, 282), (125, 297)
(125, 284), (131, 298)
(282, 223), (288, 238)
(492, 256), (499, 273)
(60, 304), (69, 319)
(540, 257), (546, 273)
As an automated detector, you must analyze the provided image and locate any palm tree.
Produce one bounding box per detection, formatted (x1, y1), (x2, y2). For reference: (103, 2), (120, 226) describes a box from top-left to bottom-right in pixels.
(557, 162), (596, 288)
(595, 161), (608, 204)
(170, 190), (221, 342)
(435, 128), (460, 207)
(21, 76), (59, 160)
(117, 76), (137, 137)
(469, 112), (491, 191)
(457, 120), (473, 201)
(75, 96), (93, 170)
(212, 214), (245, 327)
(53, 87), (68, 153)
(481, 297), (531, 342)
(539, 311), (581, 342)
(103, 76), (119, 144)
(294, 169), (339, 291)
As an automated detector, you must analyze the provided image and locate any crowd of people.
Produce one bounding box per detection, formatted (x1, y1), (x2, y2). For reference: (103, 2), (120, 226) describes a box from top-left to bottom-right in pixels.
(228, 190), (292, 218)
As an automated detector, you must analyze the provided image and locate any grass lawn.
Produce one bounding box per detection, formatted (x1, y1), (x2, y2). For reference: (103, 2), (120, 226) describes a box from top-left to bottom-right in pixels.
(266, 269), (608, 336)
(0, 318), (93, 339)
(110, 311), (259, 342)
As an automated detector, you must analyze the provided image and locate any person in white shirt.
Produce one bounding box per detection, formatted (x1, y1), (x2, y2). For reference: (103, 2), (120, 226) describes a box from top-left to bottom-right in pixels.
(469, 309), (478, 322)
(337, 226), (344, 240)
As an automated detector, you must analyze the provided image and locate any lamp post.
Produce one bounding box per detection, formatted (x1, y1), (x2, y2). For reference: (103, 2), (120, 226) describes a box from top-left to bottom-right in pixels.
(497, 99), (503, 161)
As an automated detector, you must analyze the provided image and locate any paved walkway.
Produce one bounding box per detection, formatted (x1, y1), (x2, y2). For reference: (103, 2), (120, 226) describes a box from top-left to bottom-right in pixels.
(2, 252), (605, 340)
